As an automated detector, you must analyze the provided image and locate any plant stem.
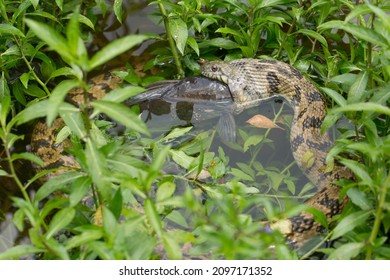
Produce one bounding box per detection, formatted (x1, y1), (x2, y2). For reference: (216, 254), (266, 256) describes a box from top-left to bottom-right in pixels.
(2, 131), (31, 203)
(275, 18), (296, 60)
(157, 3), (185, 78)
(365, 171), (390, 259)
(14, 36), (51, 96)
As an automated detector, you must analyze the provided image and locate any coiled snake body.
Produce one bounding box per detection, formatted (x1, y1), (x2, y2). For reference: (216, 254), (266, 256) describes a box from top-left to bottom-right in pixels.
(200, 58), (353, 247)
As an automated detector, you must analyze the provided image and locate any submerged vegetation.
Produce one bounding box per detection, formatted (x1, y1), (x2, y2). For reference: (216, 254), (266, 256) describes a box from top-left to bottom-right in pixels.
(0, 0), (389, 259)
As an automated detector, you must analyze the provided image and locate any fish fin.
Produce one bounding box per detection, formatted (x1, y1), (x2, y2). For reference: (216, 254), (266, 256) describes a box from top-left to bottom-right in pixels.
(216, 113), (236, 142)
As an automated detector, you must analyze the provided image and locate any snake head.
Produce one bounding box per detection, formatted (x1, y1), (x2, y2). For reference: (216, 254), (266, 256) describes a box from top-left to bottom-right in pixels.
(199, 59), (232, 84)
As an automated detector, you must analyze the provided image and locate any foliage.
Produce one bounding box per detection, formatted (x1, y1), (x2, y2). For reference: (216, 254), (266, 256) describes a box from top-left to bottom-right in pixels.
(0, 0), (389, 260)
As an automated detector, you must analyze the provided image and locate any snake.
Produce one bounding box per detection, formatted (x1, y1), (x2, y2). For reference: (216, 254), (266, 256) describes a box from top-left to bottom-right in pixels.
(31, 70), (123, 177)
(30, 59), (354, 249)
(200, 58), (354, 247)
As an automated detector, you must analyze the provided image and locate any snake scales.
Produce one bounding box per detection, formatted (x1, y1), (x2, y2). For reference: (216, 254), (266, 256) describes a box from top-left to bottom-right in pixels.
(31, 59), (354, 249)
(200, 58), (354, 247)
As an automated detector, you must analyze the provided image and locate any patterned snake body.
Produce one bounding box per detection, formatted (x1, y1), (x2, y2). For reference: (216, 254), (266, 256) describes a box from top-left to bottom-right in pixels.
(201, 58), (353, 246)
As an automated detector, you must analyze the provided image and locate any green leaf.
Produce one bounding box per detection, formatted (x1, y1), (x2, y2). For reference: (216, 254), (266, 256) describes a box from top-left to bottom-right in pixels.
(162, 234), (182, 260)
(85, 138), (109, 195)
(48, 67), (75, 80)
(11, 152), (44, 167)
(156, 181), (176, 203)
(0, 245), (44, 260)
(166, 210), (188, 228)
(230, 167), (254, 181)
(101, 86), (145, 103)
(332, 210), (372, 240)
(331, 102), (390, 116)
(20, 72), (30, 88)
(320, 87), (347, 106)
(0, 169), (8, 176)
(345, 4), (371, 23)
(92, 100), (150, 135)
(186, 36), (199, 56)
(144, 198), (163, 237)
(0, 24), (25, 37)
(169, 149), (196, 169)
(296, 29), (328, 47)
(56, 0), (64, 10)
(46, 208), (76, 239)
(47, 80), (79, 126)
(347, 188), (372, 211)
(59, 110), (86, 140)
(66, 8), (81, 59)
(198, 38), (240, 49)
(318, 20), (389, 47)
(13, 209), (25, 231)
(168, 17), (188, 55)
(216, 27), (244, 38)
(44, 238), (69, 259)
(69, 176), (91, 207)
(24, 19), (73, 62)
(367, 3), (390, 32)
(54, 126), (71, 145)
(348, 71), (368, 103)
(338, 158), (374, 186)
(328, 242), (365, 260)
(23, 84), (46, 98)
(0, 89), (11, 125)
(243, 134), (263, 152)
(35, 172), (84, 202)
(330, 73), (357, 85)
(65, 228), (103, 250)
(151, 144), (170, 173)
(63, 13), (95, 30)
(160, 126), (193, 142)
(114, 0), (123, 23)
(28, 10), (60, 23)
(102, 207), (117, 238)
(89, 34), (151, 70)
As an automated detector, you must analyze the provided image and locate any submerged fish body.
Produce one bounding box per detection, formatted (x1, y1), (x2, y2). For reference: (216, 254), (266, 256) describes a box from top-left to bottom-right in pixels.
(128, 76), (238, 142)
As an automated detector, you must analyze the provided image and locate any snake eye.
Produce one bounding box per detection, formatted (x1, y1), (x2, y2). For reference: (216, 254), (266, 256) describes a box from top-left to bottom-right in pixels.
(211, 65), (218, 72)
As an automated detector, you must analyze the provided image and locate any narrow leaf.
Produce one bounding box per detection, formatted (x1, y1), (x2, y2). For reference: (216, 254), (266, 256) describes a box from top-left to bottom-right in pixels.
(328, 242), (365, 260)
(332, 210), (372, 240)
(46, 208), (75, 239)
(59, 111), (86, 140)
(0, 24), (25, 37)
(331, 102), (390, 116)
(348, 71), (368, 103)
(320, 87), (347, 107)
(318, 20), (388, 47)
(347, 188), (372, 211)
(11, 152), (44, 167)
(92, 100), (150, 135)
(89, 34), (151, 69)
(47, 80), (79, 126)
(160, 126), (193, 142)
(0, 245), (43, 260)
(144, 198), (163, 237)
(296, 29), (328, 47)
(34, 172), (83, 202)
(24, 19), (73, 62)
(168, 17), (188, 55)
